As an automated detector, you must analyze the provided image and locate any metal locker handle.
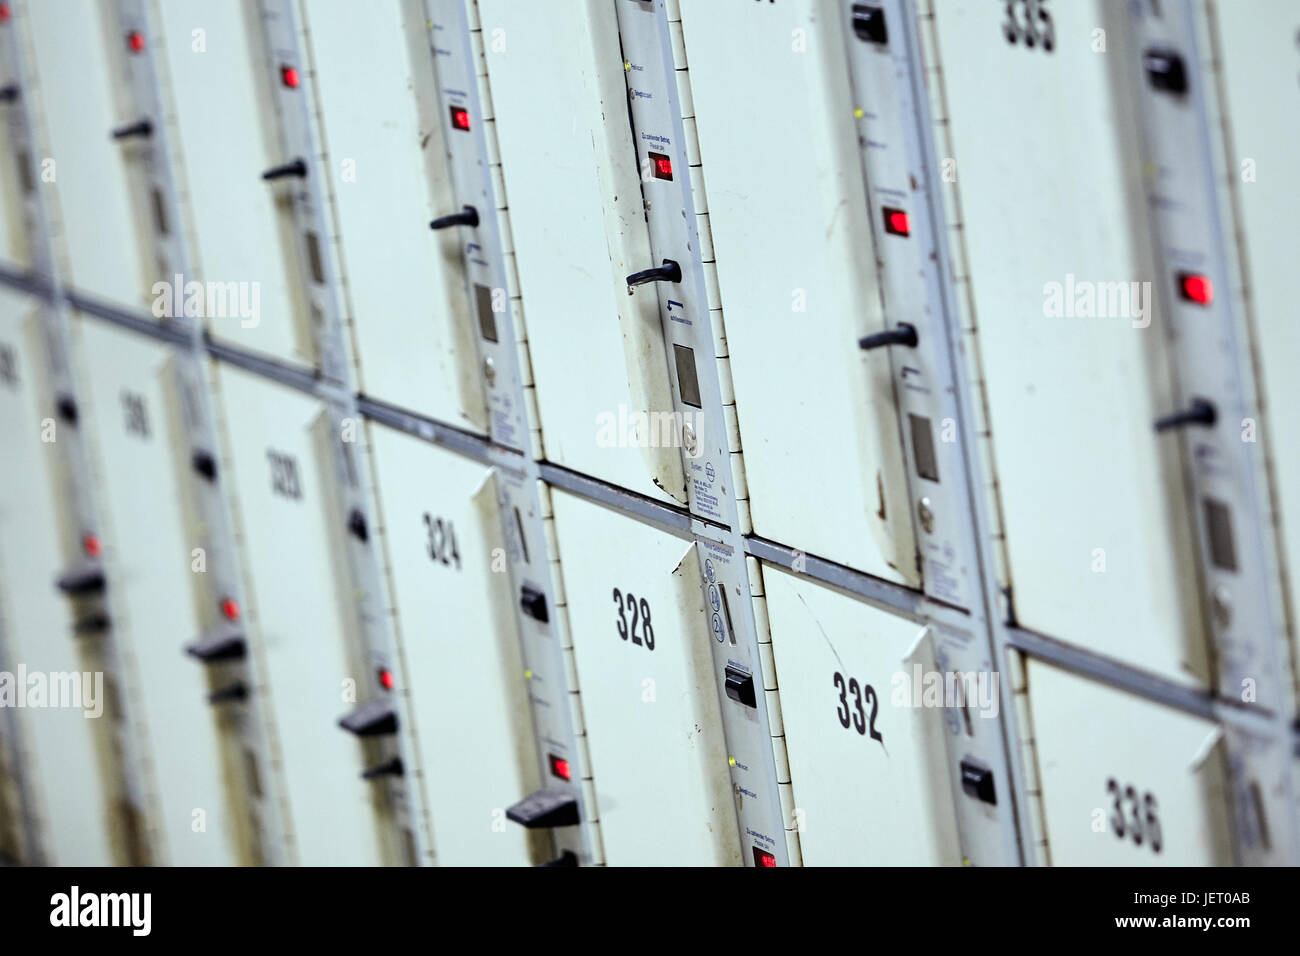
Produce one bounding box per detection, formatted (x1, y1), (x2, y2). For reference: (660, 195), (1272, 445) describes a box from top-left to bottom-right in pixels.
(429, 206), (479, 230)
(1154, 398), (1216, 432)
(110, 119), (153, 140)
(858, 323), (919, 351)
(261, 158), (308, 181)
(625, 259), (682, 288)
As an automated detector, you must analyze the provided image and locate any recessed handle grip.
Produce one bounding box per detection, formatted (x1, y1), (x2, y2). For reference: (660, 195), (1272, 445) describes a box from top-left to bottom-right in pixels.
(626, 259), (682, 287)
(858, 323), (918, 350)
(361, 757), (404, 780)
(207, 683), (248, 705)
(429, 206), (479, 230)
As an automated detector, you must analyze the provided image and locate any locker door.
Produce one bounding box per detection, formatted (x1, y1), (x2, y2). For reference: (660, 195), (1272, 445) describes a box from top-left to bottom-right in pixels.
(304, 1), (485, 431)
(762, 566), (960, 865)
(932, 0), (1204, 683)
(0, 290), (114, 865)
(75, 320), (241, 865)
(154, 0), (308, 365)
(550, 490), (739, 864)
(215, 365), (383, 865)
(679, 0), (917, 583)
(367, 423), (540, 865)
(477, 0), (684, 503)
(1215, 2), (1300, 675)
(26, 0), (149, 310)
(1025, 659), (1231, 865)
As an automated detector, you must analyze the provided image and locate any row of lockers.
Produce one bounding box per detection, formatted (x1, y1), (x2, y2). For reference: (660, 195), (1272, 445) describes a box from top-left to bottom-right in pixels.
(0, 286), (1233, 865)
(1, 0), (1295, 694)
(0, 0), (1294, 865)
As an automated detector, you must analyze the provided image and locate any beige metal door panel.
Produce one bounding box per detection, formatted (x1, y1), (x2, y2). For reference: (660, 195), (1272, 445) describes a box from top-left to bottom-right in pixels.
(367, 422), (541, 865)
(304, 0), (485, 429)
(933, 0), (1204, 683)
(680, 0), (917, 583)
(478, 0), (683, 503)
(551, 488), (740, 864)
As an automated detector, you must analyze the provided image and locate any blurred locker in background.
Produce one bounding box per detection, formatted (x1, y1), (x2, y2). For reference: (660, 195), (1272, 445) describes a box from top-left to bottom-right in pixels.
(1021, 659), (1232, 865)
(0, 289), (118, 865)
(213, 365), (394, 865)
(303, 0), (486, 431)
(153, 0), (312, 366)
(1213, 0), (1300, 697)
(24, 1), (151, 314)
(928, 0), (1206, 685)
(72, 320), (252, 865)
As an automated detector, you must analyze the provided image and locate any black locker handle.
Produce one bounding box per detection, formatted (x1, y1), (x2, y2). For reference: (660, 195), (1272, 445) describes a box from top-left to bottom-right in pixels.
(858, 323), (918, 351)
(261, 158), (308, 181)
(626, 259), (682, 287)
(111, 119), (153, 140)
(429, 206), (479, 230)
(1154, 398), (1216, 433)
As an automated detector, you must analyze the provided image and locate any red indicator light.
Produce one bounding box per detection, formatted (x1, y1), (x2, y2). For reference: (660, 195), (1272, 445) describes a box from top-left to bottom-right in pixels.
(648, 150), (673, 181)
(280, 65), (299, 89)
(548, 754), (571, 781)
(378, 668), (394, 691)
(1178, 271), (1212, 306)
(883, 206), (910, 237)
(82, 533), (101, 558)
(127, 31), (145, 54)
(221, 598), (240, 621)
(449, 105), (471, 132)
(0, 4), (11, 24)
(752, 846), (777, 867)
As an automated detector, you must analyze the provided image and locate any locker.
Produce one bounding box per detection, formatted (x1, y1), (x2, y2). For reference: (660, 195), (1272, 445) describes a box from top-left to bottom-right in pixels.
(0, 289), (115, 864)
(932, 0), (1205, 683)
(762, 565), (961, 865)
(26, 0), (150, 310)
(74, 320), (243, 865)
(303, 1), (485, 431)
(478, 0), (684, 503)
(154, 0), (309, 366)
(1024, 659), (1231, 865)
(366, 422), (541, 865)
(1214, 2), (1300, 679)
(679, 0), (918, 584)
(549, 489), (739, 864)
(214, 365), (384, 865)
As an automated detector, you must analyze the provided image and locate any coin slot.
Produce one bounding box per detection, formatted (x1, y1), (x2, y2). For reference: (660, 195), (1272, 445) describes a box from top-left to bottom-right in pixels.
(673, 343), (702, 408)
(1203, 497), (1237, 572)
(474, 283), (499, 343)
(908, 413), (940, 483)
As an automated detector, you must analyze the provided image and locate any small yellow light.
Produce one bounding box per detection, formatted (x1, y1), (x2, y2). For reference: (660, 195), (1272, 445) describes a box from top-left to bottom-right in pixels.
(624, 60), (631, 71)
(854, 107), (864, 119)
(962, 857), (972, 867)
(523, 669), (533, 679)
(728, 756), (736, 768)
